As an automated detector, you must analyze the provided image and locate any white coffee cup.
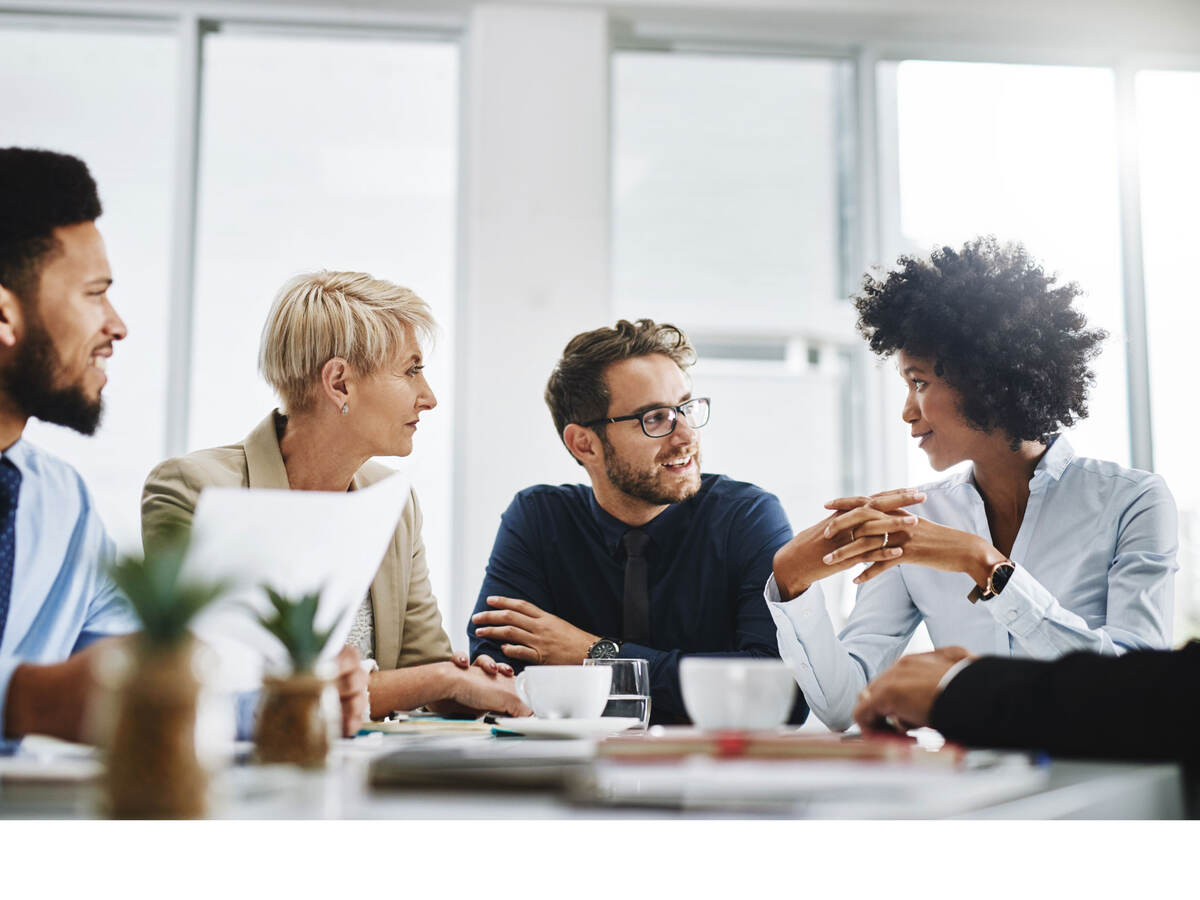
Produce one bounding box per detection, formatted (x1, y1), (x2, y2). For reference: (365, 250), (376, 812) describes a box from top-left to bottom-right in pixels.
(515, 665), (613, 719)
(679, 658), (797, 730)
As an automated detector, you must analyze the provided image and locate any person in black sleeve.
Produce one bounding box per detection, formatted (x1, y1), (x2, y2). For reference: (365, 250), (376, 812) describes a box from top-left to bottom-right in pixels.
(852, 643), (1200, 766)
(468, 318), (806, 725)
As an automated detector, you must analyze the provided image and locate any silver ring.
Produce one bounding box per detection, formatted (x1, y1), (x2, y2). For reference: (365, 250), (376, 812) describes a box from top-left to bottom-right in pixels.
(881, 532), (889, 549)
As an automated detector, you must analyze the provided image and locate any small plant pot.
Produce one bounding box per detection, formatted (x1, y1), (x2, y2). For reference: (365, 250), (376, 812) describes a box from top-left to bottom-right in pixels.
(255, 673), (337, 768)
(103, 638), (208, 819)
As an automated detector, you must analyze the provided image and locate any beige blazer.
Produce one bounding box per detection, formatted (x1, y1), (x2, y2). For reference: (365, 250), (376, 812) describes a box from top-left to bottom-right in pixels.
(140, 410), (453, 671)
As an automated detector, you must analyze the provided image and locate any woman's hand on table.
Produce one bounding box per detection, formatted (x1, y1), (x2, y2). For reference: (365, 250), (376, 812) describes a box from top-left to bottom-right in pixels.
(334, 645), (370, 737)
(447, 663), (532, 717)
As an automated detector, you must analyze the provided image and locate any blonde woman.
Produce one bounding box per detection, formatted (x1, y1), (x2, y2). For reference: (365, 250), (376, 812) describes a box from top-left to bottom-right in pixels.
(142, 270), (528, 720)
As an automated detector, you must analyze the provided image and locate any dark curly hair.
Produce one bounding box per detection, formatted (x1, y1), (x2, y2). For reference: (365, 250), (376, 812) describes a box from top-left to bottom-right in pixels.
(0, 147), (102, 305)
(854, 236), (1106, 447)
(545, 319), (695, 464)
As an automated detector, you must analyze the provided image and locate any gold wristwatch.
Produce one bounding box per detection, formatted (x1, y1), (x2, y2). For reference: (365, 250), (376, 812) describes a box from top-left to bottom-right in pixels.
(968, 560), (1015, 603)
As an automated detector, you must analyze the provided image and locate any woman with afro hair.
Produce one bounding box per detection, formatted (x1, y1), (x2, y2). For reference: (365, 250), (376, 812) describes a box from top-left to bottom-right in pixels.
(766, 237), (1177, 732)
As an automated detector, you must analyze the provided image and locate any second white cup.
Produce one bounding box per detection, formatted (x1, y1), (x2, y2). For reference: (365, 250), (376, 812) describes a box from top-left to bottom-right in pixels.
(515, 665), (613, 719)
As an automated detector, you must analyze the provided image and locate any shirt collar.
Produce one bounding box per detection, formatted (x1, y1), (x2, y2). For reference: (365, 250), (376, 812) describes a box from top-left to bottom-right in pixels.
(1030, 433), (1073, 486)
(1, 436), (35, 479)
(960, 433), (1073, 492)
(588, 483), (699, 559)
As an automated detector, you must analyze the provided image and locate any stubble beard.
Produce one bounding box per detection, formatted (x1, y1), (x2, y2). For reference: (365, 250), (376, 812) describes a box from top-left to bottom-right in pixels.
(600, 433), (702, 506)
(0, 309), (104, 436)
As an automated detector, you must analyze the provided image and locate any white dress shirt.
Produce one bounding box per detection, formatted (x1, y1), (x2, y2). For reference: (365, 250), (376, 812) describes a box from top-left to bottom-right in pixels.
(765, 436), (1178, 731)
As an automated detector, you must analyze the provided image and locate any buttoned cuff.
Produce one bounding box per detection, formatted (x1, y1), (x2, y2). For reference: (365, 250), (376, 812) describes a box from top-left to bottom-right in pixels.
(981, 564), (1048, 638)
(764, 572), (824, 611)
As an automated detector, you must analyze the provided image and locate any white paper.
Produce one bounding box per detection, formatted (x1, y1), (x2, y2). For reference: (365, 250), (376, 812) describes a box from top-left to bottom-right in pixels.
(182, 473), (411, 692)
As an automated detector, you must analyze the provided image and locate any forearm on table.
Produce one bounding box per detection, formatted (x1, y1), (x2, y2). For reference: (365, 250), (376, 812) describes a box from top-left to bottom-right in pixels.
(3, 657), (90, 743)
(367, 661), (462, 718)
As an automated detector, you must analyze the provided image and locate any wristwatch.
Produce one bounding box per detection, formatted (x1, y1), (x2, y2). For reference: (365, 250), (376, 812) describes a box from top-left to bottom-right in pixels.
(586, 637), (621, 660)
(968, 560), (1016, 604)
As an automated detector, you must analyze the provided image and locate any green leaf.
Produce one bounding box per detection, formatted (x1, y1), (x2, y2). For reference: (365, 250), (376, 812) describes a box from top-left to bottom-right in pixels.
(108, 532), (225, 647)
(255, 585), (335, 673)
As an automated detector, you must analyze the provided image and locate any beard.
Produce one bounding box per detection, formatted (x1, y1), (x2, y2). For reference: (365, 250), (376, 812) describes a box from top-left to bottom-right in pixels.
(0, 313), (103, 436)
(600, 434), (702, 506)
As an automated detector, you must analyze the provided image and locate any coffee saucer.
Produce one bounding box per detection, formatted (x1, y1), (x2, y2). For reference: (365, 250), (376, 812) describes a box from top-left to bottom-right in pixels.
(491, 716), (641, 740)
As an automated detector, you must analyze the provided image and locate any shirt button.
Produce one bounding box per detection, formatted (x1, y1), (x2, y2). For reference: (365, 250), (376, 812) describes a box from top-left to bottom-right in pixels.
(800, 663), (810, 670)
(1006, 609), (1017, 623)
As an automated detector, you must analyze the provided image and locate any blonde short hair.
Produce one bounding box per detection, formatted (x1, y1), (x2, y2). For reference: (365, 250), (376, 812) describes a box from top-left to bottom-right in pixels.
(259, 270), (436, 413)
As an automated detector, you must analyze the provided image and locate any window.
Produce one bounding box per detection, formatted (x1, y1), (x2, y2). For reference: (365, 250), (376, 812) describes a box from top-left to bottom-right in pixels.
(1139, 69), (1200, 640)
(190, 30), (459, 618)
(613, 49), (857, 511)
(882, 60), (1129, 486)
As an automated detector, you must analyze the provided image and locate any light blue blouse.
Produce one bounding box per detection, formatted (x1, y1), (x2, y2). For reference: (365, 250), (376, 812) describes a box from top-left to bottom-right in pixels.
(766, 436), (1178, 731)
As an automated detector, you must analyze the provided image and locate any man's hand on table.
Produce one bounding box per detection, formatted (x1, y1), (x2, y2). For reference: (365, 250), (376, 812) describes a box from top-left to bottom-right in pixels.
(852, 646), (974, 734)
(334, 645), (369, 737)
(472, 596), (597, 666)
(451, 649), (514, 677)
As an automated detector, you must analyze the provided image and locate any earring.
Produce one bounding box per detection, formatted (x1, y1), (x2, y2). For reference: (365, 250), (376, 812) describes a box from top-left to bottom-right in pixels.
(341, 403), (349, 415)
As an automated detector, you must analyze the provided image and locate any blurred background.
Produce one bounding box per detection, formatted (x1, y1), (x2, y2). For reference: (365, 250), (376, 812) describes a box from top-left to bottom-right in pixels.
(2, 0), (1198, 652)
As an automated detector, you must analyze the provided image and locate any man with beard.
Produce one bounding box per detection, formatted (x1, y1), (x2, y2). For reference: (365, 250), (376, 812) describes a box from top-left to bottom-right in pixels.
(0, 147), (367, 748)
(468, 319), (805, 725)
(0, 147), (136, 749)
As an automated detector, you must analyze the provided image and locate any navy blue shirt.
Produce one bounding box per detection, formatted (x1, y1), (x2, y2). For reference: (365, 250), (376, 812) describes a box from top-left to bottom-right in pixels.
(469, 473), (807, 725)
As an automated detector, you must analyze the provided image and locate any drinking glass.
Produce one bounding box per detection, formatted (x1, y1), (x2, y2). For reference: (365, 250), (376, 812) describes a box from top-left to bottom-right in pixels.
(582, 658), (651, 728)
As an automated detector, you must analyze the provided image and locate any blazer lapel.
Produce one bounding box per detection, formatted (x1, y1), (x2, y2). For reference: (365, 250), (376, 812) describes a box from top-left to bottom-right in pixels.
(243, 411), (291, 489)
(354, 467), (402, 669)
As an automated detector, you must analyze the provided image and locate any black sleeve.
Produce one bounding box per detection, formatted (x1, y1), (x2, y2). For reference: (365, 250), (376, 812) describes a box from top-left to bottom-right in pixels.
(467, 493), (553, 670)
(929, 642), (1200, 763)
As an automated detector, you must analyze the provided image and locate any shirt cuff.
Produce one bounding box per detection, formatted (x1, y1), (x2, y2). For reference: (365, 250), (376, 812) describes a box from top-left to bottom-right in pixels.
(764, 572), (822, 608)
(936, 657), (973, 694)
(981, 563), (1048, 638)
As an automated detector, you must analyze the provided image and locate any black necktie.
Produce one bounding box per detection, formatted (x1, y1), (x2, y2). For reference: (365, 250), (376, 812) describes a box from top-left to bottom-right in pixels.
(0, 457), (22, 645)
(621, 529), (651, 645)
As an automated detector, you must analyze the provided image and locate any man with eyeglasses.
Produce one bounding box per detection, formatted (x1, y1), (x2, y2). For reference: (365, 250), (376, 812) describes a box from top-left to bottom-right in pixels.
(468, 319), (806, 725)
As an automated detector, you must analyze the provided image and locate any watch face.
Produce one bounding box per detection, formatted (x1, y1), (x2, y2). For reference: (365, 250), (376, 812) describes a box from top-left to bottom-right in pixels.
(991, 563), (1015, 595)
(589, 639), (620, 659)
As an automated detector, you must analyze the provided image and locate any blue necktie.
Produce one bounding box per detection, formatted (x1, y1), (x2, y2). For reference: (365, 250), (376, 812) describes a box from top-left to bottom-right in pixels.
(0, 456), (21, 645)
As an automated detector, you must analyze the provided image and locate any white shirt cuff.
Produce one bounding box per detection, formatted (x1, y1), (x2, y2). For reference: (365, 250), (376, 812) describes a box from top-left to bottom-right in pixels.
(936, 657), (973, 694)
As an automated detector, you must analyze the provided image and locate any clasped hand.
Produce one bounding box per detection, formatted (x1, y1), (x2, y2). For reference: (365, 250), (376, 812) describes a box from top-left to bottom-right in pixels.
(773, 486), (996, 599)
(773, 488), (923, 599)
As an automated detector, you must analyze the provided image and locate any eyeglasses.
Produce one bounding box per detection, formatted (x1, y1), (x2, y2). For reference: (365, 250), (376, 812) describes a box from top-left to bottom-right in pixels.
(582, 397), (711, 438)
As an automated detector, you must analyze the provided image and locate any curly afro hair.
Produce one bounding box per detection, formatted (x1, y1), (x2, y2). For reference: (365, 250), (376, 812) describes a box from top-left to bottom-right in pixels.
(0, 147), (102, 304)
(854, 236), (1107, 447)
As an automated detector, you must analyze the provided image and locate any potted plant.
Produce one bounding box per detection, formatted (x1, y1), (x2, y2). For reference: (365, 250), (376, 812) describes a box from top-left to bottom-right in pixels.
(103, 535), (225, 818)
(253, 587), (339, 768)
